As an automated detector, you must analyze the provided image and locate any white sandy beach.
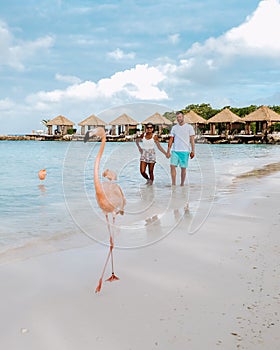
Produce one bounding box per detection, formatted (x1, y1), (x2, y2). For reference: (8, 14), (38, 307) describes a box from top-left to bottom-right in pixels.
(0, 171), (280, 350)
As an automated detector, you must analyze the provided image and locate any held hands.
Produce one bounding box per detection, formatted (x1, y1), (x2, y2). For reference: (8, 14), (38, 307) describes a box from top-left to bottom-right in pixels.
(165, 150), (193, 159)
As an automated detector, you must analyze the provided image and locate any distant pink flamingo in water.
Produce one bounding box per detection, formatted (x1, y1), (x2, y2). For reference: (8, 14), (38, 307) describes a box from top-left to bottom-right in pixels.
(38, 169), (46, 180)
(84, 127), (126, 293)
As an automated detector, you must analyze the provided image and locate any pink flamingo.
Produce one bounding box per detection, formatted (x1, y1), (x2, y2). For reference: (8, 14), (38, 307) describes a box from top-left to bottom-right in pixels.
(38, 169), (46, 180)
(84, 127), (126, 293)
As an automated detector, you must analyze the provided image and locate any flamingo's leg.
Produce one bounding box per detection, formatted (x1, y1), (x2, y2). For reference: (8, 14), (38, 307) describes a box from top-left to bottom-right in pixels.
(95, 248), (111, 293)
(96, 214), (119, 292)
(106, 214), (119, 282)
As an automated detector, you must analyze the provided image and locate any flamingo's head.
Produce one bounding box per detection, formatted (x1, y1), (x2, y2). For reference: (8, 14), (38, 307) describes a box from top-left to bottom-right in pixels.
(102, 169), (117, 181)
(84, 127), (106, 142)
(92, 127), (106, 138)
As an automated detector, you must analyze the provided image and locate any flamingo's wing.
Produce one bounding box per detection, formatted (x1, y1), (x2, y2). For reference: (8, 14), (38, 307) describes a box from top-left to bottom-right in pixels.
(101, 182), (126, 213)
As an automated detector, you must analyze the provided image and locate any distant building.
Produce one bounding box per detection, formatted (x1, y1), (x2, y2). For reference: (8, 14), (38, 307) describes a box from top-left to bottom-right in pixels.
(46, 115), (75, 135)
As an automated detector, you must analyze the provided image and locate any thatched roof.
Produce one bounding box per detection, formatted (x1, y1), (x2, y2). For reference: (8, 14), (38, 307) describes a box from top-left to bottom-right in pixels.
(46, 115), (75, 126)
(207, 108), (244, 124)
(141, 112), (172, 125)
(243, 106), (280, 122)
(184, 110), (207, 124)
(109, 113), (138, 126)
(78, 114), (107, 126)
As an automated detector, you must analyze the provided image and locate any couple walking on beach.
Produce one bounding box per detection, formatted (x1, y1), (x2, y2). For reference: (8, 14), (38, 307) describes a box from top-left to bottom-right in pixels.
(136, 111), (195, 186)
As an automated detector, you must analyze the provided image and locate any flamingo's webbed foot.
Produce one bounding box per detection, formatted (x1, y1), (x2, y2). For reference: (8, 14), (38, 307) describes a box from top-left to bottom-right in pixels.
(106, 273), (120, 282)
(95, 278), (103, 293)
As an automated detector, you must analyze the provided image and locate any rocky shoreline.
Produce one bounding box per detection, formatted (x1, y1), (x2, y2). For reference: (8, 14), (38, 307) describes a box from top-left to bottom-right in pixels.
(0, 134), (134, 142)
(0, 134), (64, 141)
(1, 133), (280, 144)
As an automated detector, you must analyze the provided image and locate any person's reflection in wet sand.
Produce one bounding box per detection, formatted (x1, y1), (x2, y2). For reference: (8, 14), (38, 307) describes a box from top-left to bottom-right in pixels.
(145, 214), (159, 226)
(173, 204), (190, 219)
(137, 185), (157, 216)
(173, 208), (181, 221)
(140, 184), (155, 201)
(144, 214), (164, 241)
(171, 185), (190, 214)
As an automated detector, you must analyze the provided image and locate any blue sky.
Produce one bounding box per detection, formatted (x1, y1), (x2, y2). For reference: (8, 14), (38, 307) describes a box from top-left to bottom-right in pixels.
(1, 0), (280, 134)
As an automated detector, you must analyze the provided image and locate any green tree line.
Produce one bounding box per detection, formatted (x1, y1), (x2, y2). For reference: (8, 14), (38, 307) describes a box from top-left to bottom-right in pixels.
(163, 103), (280, 122)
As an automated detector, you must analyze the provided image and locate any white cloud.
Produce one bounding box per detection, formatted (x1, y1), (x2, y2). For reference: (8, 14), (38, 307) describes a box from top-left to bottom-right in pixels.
(0, 98), (15, 110)
(168, 33), (180, 45)
(107, 48), (135, 60)
(162, 0), (280, 91)
(55, 73), (82, 84)
(28, 64), (168, 106)
(68, 6), (93, 14)
(12, 63), (170, 133)
(0, 20), (54, 71)
(226, 0), (280, 52)
(97, 64), (168, 99)
(186, 0), (280, 58)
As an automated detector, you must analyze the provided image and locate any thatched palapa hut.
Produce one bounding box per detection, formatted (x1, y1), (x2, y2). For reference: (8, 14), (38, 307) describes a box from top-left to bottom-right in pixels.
(78, 114), (107, 135)
(141, 112), (172, 134)
(46, 115), (75, 135)
(243, 106), (280, 134)
(184, 110), (207, 124)
(183, 110), (207, 134)
(109, 113), (138, 135)
(207, 108), (244, 135)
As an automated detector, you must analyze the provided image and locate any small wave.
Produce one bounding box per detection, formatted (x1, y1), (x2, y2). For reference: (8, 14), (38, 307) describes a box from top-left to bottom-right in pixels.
(0, 230), (93, 265)
(234, 162), (280, 181)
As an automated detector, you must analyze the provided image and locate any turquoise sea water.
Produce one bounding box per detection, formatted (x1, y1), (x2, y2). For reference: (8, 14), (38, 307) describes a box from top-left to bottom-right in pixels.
(0, 140), (279, 259)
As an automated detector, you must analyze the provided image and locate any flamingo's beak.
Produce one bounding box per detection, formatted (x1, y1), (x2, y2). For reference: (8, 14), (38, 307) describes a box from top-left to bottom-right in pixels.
(84, 127), (105, 143)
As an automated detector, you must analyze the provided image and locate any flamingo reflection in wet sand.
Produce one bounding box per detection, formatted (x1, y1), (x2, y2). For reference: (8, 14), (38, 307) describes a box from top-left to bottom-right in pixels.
(84, 127), (126, 293)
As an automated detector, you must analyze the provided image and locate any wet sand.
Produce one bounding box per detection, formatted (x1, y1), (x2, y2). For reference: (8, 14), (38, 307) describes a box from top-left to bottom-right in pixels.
(0, 170), (279, 349)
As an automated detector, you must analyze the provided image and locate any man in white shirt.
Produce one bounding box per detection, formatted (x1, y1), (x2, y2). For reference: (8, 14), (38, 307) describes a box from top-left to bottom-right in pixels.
(166, 111), (195, 186)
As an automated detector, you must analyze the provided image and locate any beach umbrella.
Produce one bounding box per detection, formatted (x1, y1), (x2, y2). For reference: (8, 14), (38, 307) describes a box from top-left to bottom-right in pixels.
(207, 108), (244, 135)
(46, 115), (75, 135)
(109, 113), (138, 135)
(78, 114), (107, 135)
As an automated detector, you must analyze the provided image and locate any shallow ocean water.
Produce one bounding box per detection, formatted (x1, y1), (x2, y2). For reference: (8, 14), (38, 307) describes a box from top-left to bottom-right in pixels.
(0, 140), (279, 258)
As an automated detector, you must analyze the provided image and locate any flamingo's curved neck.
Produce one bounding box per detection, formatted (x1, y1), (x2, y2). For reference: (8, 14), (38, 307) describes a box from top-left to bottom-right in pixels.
(94, 135), (106, 194)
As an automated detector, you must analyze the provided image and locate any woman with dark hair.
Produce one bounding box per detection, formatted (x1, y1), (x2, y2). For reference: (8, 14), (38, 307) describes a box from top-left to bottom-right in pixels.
(136, 123), (167, 185)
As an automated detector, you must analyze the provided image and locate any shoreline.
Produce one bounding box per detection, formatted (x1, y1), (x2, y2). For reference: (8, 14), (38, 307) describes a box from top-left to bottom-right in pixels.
(0, 134), (137, 142)
(1, 134), (280, 144)
(0, 169), (280, 349)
